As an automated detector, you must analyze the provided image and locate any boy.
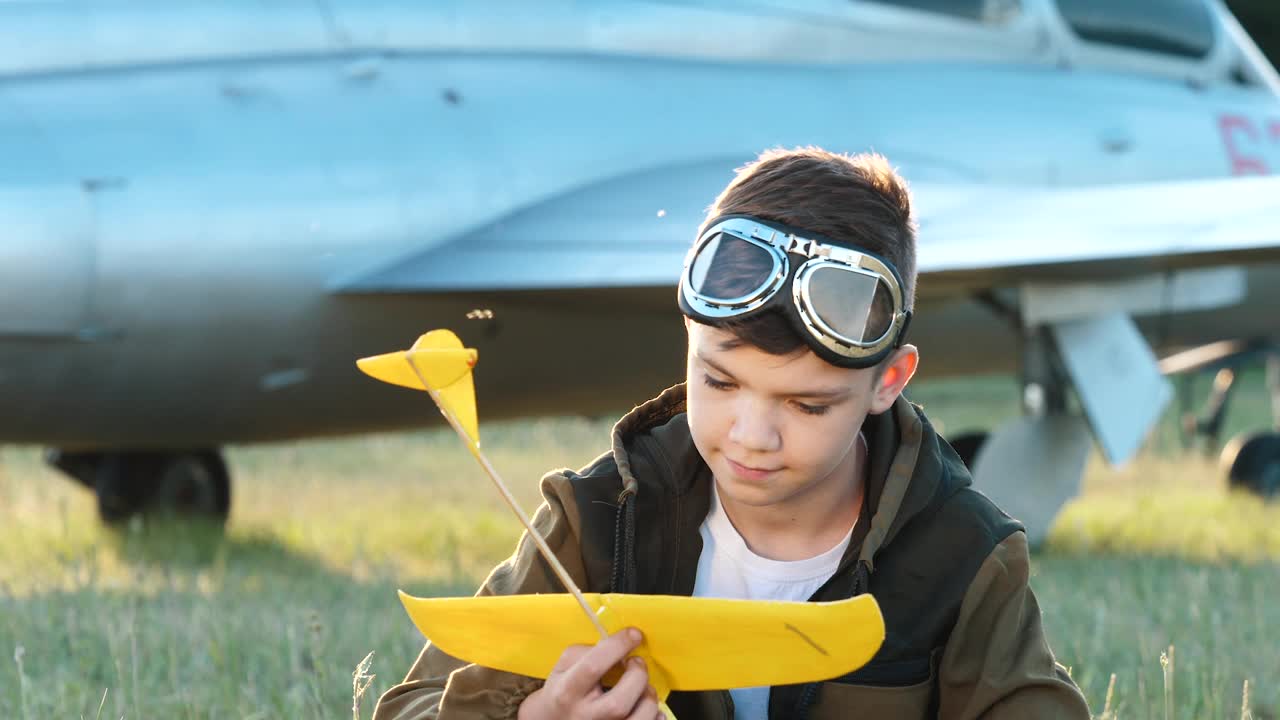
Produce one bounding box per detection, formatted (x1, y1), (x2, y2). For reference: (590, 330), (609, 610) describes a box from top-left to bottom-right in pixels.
(373, 147), (1091, 719)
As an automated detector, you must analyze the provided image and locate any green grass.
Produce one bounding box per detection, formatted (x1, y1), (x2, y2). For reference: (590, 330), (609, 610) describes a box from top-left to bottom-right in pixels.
(2, 373), (1278, 719)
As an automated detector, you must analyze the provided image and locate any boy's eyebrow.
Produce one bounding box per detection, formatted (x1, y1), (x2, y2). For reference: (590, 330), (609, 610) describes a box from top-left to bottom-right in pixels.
(695, 352), (852, 401)
(787, 387), (853, 401)
(696, 352), (738, 380)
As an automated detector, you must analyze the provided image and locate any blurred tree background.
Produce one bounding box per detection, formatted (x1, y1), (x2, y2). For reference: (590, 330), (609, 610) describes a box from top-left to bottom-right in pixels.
(1227, 0), (1279, 65)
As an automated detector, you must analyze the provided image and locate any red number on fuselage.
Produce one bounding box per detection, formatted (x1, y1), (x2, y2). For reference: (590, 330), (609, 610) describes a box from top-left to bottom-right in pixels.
(1219, 114), (1271, 175)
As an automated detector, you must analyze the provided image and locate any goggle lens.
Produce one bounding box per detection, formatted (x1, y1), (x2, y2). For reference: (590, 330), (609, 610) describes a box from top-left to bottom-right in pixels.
(688, 233), (778, 301)
(803, 264), (895, 344)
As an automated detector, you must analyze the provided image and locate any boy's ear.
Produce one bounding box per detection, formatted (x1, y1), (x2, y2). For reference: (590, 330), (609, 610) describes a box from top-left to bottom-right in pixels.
(869, 345), (918, 414)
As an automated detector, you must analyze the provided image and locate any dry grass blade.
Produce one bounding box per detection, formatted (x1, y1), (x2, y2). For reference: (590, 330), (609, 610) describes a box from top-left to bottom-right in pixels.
(352, 651), (376, 720)
(14, 644), (30, 720)
(93, 688), (108, 720)
(1100, 672), (1117, 720)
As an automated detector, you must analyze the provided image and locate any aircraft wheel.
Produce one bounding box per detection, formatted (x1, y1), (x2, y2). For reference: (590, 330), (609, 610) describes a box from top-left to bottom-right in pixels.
(1220, 432), (1280, 498)
(149, 451), (232, 522)
(948, 431), (990, 470)
(92, 451), (231, 525)
(94, 453), (160, 524)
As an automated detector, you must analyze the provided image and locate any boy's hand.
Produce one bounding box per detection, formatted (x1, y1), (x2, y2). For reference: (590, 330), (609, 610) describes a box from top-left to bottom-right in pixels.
(517, 628), (663, 720)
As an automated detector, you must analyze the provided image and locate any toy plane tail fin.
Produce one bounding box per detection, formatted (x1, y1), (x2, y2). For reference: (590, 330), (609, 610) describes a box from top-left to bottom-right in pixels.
(357, 329), (480, 447)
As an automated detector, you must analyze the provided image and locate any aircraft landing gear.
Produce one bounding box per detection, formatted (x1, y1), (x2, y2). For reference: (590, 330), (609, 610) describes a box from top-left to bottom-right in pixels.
(46, 449), (231, 525)
(966, 326), (1093, 547)
(1163, 340), (1280, 500)
(1220, 432), (1280, 497)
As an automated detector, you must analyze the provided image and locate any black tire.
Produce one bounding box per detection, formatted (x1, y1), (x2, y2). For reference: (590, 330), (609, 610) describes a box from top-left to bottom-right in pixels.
(149, 451), (232, 523)
(94, 450), (231, 525)
(948, 431), (990, 470)
(95, 453), (165, 525)
(1220, 432), (1280, 498)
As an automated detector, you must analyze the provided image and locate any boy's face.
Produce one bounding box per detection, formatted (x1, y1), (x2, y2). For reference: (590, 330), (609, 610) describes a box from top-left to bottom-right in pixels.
(685, 320), (916, 512)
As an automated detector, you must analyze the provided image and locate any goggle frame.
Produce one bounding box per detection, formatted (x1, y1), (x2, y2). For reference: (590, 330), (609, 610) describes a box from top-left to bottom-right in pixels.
(679, 215), (912, 368)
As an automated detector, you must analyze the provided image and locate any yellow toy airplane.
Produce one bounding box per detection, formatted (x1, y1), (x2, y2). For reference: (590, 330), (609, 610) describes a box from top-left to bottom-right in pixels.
(358, 330), (886, 716)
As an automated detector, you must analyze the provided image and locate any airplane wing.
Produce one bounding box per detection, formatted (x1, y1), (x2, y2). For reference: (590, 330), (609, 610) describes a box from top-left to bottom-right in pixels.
(915, 175), (1280, 294)
(329, 159), (725, 293)
(331, 173), (1280, 296)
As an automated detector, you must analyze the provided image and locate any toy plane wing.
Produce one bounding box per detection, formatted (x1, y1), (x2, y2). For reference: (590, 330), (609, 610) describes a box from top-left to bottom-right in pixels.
(397, 591), (885, 691)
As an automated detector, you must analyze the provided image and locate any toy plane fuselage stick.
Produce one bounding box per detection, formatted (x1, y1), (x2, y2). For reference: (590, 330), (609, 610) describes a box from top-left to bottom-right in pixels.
(404, 362), (611, 641)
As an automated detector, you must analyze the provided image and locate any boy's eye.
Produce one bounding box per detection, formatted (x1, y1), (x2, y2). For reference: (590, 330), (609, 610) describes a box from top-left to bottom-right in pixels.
(794, 401), (830, 416)
(702, 374), (735, 391)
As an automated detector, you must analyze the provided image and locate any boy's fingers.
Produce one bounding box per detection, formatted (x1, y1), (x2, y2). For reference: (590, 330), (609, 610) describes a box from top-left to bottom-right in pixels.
(560, 628), (643, 697)
(592, 657), (650, 719)
(548, 644), (591, 675)
(621, 688), (661, 720)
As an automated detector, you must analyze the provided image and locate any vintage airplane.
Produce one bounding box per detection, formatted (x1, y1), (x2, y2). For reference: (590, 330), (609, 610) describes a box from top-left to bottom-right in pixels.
(3, 0), (1280, 542)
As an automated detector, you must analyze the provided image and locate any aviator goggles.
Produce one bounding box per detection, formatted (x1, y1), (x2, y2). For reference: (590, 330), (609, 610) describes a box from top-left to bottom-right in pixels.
(677, 215), (913, 369)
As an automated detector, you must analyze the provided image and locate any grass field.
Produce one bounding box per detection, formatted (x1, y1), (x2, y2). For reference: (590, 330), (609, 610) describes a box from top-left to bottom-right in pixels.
(2, 372), (1278, 719)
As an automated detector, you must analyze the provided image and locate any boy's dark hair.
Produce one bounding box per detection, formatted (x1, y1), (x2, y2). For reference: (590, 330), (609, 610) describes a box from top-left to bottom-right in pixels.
(696, 147), (917, 358)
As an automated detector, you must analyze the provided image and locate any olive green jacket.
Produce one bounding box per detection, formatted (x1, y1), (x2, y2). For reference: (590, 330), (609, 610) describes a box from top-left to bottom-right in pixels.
(373, 384), (1091, 719)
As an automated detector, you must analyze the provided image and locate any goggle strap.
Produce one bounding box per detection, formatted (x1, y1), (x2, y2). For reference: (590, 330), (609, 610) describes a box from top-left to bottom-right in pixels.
(895, 310), (913, 349)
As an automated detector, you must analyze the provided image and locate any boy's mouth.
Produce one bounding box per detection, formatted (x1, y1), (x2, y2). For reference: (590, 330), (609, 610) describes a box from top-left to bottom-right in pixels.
(725, 457), (782, 480)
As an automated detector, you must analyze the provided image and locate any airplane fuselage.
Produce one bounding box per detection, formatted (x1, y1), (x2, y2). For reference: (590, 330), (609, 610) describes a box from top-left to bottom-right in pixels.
(2, 2), (1279, 449)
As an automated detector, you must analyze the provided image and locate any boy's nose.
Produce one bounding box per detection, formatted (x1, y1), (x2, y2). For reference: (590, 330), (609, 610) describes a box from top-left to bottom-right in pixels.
(728, 401), (781, 453)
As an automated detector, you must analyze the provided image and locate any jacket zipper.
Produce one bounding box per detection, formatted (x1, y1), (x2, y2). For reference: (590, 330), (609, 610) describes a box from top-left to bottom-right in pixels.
(719, 689), (734, 720)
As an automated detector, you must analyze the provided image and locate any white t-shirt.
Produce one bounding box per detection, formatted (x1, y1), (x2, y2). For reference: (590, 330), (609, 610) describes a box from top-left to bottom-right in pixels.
(691, 479), (857, 720)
